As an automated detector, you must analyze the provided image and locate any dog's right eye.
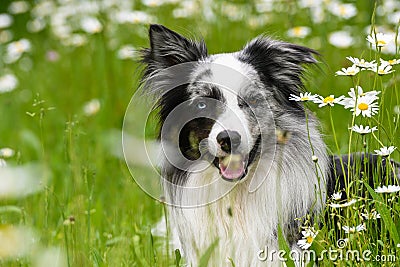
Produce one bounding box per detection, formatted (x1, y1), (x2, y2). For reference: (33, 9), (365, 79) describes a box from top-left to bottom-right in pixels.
(197, 102), (207, 109)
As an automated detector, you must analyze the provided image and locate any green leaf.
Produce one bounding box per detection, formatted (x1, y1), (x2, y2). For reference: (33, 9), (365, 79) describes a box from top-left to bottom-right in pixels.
(277, 224), (296, 267)
(175, 249), (181, 267)
(198, 239), (219, 267)
(364, 183), (400, 244)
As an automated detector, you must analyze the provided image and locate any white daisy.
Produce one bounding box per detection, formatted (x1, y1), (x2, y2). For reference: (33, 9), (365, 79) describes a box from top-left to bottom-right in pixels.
(361, 210), (381, 220)
(374, 185), (400, 193)
(369, 63), (395, 75)
(287, 26), (311, 38)
(114, 11), (154, 24)
(342, 94), (379, 117)
(331, 192), (342, 201)
(349, 125), (377, 135)
(329, 31), (354, 48)
(142, 0), (165, 7)
(117, 45), (136, 60)
(0, 13), (13, 29)
(0, 148), (15, 158)
(335, 65), (360, 76)
(8, 1), (30, 14)
(83, 99), (101, 116)
(288, 92), (318, 102)
(346, 57), (376, 69)
(355, 95), (379, 117)
(81, 17), (103, 34)
(328, 2), (357, 19)
(329, 199), (357, 208)
(340, 86), (380, 108)
(348, 86), (380, 99)
(313, 95), (345, 107)
(5, 39), (31, 63)
(342, 224), (366, 234)
(374, 146), (396, 157)
(0, 73), (18, 93)
(297, 227), (318, 250)
(385, 58), (400, 65)
(366, 32), (392, 47)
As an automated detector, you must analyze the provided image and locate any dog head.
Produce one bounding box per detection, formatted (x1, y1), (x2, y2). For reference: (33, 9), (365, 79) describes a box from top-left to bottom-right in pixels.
(140, 24), (318, 183)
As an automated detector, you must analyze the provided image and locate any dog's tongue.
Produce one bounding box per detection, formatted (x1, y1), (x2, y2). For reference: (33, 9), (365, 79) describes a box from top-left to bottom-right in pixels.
(219, 154), (245, 180)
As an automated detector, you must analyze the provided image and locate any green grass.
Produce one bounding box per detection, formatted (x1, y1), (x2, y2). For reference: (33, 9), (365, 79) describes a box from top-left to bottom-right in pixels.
(0, 0), (399, 266)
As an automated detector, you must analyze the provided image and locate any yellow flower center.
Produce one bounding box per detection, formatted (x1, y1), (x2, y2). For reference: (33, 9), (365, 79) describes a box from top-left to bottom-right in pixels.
(348, 70), (355, 75)
(388, 59), (396, 65)
(15, 42), (24, 53)
(300, 97), (309, 101)
(323, 96), (334, 103)
(377, 40), (386, 46)
(358, 103), (369, 110)
(306, 236), (314, 244)
(378, 69), (385, 75)
(293, 27), (303, 36)
(339, 6), (346, 15)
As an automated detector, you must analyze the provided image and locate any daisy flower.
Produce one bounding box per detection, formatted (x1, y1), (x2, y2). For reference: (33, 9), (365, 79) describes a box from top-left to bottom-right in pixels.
(83, 99), (101, 116)
(369, 63), (395, 75)
(329, 199), (357, 208)
(5, 39), (31, 63)
(346, 57), (376, 69)
(297, 227), (318, 250)
(0, 73), (18, 93)
(374, 185), (400, 193)
(328, 2), (357, 19)
(342, 94), (379, 117)
(287, 26), (311, 38)
(329, 31), (354, 48)
(361, 210), (380, 220)
(354, 95), (379, 117)
(348, 86), (380, 99)
(374, 146), (396, 157)
(0, 13), (13, 29)
(386, 58), (400, 65)
(349, 125), (377, 135)
(313, 95), (345, 107)
(81, 17), (103, 34)
(331, 192), (342, 201)
(340, 86), (380, 108)
(366, 32), (392, 47)
(342, 224), (366, 234)
(288, 92), (318, 102)
(335, 65), (360, 76)
(117, 45), (136, 60)
(0, 148), (15, 158)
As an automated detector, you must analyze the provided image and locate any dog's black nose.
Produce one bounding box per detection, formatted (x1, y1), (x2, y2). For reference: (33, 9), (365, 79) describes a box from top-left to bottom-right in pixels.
(216, 130), (241, 153)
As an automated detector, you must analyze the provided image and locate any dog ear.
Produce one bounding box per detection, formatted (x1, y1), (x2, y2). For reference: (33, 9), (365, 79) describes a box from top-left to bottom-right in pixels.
(239, 37), (319, 109)
(141, 24), (208, 71)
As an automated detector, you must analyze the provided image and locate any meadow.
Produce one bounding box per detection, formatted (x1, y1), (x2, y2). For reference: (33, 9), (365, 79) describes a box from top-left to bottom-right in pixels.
(0, 0), (399, 266)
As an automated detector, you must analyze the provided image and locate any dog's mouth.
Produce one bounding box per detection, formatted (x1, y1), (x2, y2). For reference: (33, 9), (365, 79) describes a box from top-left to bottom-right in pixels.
(213, 135), (261, 182)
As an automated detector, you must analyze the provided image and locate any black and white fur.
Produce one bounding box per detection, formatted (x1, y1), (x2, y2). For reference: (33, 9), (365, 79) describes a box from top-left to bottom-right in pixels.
(139, 25), (398, 266)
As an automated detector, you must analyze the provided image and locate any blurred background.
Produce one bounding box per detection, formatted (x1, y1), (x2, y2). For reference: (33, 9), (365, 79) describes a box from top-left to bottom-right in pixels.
(0, 0), (399, 266)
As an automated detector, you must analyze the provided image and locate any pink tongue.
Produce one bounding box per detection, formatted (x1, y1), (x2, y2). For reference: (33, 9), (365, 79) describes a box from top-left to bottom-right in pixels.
(220, 160), (245, 180)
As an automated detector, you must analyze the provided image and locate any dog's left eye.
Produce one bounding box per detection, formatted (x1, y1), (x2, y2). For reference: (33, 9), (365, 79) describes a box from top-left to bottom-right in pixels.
(197, 102), (207, 109)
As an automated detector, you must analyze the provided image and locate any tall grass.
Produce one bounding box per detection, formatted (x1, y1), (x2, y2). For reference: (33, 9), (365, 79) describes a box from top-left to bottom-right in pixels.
(0, 0), (399, 266)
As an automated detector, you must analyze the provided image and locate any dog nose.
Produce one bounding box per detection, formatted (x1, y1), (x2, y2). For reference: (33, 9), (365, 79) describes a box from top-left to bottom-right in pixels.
(216, 130), (241, 153)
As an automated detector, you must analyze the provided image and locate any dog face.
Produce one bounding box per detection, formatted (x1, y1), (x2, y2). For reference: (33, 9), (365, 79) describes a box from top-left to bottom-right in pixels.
(141, 24), (318, 184)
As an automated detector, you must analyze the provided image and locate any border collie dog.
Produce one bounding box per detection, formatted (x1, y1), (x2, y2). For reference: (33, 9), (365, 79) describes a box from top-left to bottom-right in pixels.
(139, 25), (397, 266)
